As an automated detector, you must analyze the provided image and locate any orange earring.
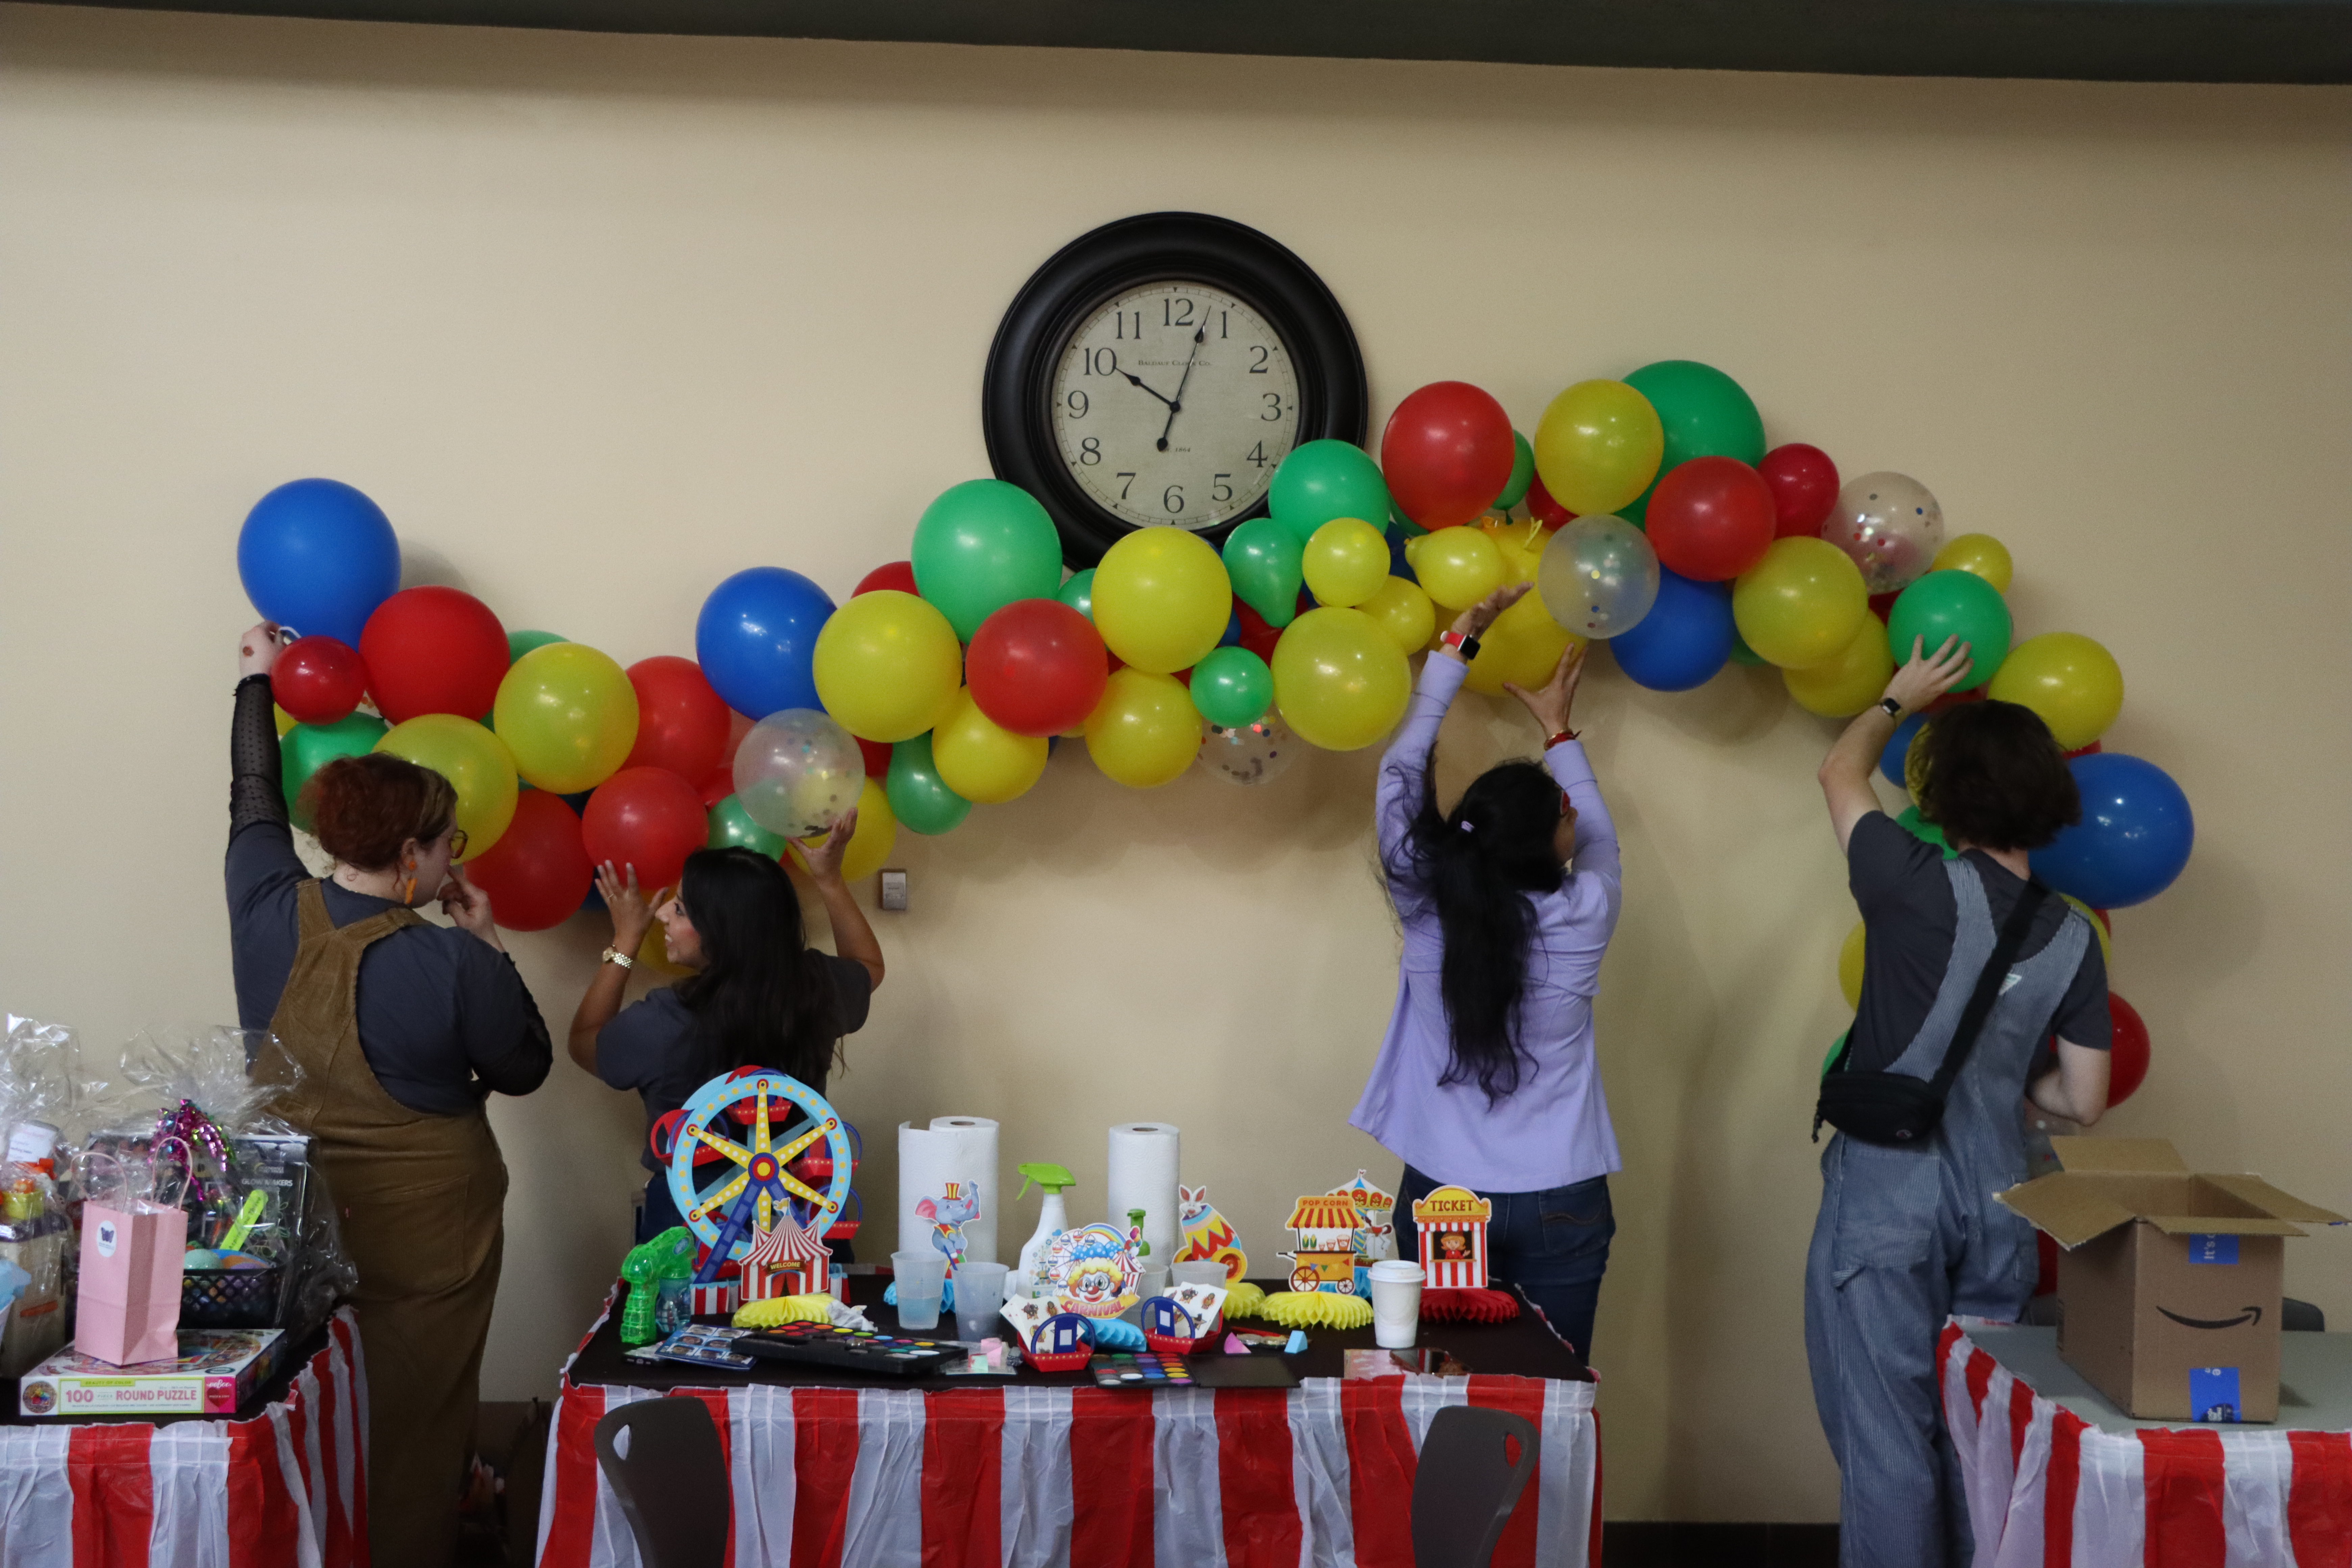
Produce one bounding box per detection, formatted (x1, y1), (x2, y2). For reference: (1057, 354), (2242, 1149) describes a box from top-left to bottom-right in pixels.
(400, 860), (417, 905)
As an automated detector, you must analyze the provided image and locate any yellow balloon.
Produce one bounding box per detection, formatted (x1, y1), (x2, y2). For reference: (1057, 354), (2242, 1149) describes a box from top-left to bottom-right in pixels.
(1091, 528), (1232, 674)
(929, 687), (1048, 804)
(374, 714), (518, 860)
(1360, 576), (1436, 654)
(1784, 616), (1896, 717)
(492, 642), (639, 793)
(1083, 668), (1202, 788)
(1301, 517), (1389, 609)
(1483, 517), (1548, 586)
(811, 590), (963, 743)
(273, 704), (297, 738)
(1933, 533), (2013, 594)
(1533, 379), (1664, 517)
(1986, 632), (2124, 750)
(1410, 528), (1505, 610)
(1463, 591), (1581, 697)
(789, 777), (899, 883)
(1733, 537), (1869, 669)
(2059, 892), (2114, 971)
(638, 922), (689, 976)
(1839, 921), (1866, 1009)
(1270, 607), (1412, 751)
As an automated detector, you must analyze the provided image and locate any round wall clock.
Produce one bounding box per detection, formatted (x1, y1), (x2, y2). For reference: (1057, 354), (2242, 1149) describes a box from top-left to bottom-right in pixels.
(984, 213), (1368, 568)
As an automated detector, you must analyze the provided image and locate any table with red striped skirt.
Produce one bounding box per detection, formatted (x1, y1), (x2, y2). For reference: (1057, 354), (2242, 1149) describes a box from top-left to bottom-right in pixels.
(0, 1308), (366, 1568)
(1941, 1319), (2352, 1566)
(536, 1291), (1600, 1568)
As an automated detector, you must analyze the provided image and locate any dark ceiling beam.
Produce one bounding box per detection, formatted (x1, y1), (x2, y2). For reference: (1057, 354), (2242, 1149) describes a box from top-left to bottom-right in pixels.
(43, 0), (2352, 84)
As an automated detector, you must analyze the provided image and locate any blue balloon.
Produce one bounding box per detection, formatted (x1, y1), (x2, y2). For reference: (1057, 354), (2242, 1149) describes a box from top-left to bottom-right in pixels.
(236, 479), (401, 646)
(2030, 752), (2194, 908)
(1880, 712), (1930, 788)
(1218, 607), (1242, 648)
(1608, 568), (1732, 692)
(1386, 521), (1419, 585)
(695, 567), (836, 720)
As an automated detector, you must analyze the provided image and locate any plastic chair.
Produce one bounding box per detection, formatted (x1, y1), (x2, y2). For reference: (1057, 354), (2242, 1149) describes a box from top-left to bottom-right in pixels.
(592, 1396), (729, 1568)
(1411, 1404), (1541, 1568)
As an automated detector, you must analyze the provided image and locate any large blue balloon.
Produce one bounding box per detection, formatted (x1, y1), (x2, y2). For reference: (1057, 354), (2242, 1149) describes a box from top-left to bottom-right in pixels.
(1608, 567), (1732, 692)
(695, 567), (836, 720)
(2030, 752), (2194, 908)
(1880, 712), (1929, 788)
(236, 479), (401, 646)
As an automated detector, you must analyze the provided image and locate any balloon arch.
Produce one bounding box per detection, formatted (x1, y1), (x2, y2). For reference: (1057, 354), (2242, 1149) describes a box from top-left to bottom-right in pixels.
(242, 359), (2184, 1105)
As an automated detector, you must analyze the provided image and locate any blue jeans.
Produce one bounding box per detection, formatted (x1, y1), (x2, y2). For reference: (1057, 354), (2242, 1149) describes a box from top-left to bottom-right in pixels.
(1397, 1166), (1613, 1360)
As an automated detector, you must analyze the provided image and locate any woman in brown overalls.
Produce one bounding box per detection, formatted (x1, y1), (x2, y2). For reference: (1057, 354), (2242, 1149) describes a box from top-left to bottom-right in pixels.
(230, 624), (552, 1567)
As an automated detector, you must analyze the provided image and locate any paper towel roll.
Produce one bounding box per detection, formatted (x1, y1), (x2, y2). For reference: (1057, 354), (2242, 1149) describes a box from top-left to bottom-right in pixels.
(1106, 1122), (1181, 1271)
(897, 1117), (1000, 1265)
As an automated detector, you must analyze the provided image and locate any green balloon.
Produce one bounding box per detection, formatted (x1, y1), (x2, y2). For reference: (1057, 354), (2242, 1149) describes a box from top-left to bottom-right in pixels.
(1220, 519), (1303, 630)
(1896, 804), (1957, 860)
(1822, 1030), (1850, 1079)
(707, 793), (787, 858)
(1885, 570), (2011, 691)
(507, 629), (567, 665)
(887, 732), (972, 835)
(1056, 569), (1097, 622)
(1624, 360), (1765, 471)
(281, 711), (389, 827)
(1492, 431), (1535, 512)
(1728, 630), (1765, 667)
(1619, 479), (1652, 530)
(1191, 646), (1274, 729)
(910, 479), (1062, 642)
(1268, 440), (1390, 548)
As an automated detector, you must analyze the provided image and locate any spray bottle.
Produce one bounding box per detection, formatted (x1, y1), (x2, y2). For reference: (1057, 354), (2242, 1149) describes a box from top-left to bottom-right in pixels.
(1010, 1161), (1076, 1300)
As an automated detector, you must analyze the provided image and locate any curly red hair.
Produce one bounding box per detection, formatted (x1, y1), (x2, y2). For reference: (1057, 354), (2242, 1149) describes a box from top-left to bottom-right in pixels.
(299, 753), (458, 871)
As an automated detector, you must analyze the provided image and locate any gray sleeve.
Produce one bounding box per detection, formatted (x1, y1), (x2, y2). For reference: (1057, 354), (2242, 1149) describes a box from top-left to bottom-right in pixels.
(455, 940), (554, 1097)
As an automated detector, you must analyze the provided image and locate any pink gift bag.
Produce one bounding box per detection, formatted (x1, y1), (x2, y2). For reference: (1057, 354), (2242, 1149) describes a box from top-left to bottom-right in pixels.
(77, 1202), (188, 1365)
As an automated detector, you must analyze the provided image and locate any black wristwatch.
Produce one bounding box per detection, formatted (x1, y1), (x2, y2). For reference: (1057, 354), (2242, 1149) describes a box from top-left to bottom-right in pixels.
(1439, 629), (1482, 660)
(1879, 696), (1905, 719)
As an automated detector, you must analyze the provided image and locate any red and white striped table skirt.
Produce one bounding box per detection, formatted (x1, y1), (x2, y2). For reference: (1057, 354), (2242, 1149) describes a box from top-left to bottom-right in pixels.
(536, 1347), (1599, 1568)
(1941, 1321), (2352, 1566)
(0, 1308), (368, 1568)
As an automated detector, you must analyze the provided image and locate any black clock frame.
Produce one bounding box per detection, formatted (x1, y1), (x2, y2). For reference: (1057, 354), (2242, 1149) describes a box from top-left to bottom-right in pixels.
(983, 212), (1368, 569)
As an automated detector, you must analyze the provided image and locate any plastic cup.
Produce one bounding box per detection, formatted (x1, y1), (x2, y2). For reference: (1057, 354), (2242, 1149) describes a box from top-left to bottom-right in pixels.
(954, 1262), (1009, 1342)
(1172, 1260), (1229, 1289)
(891, 1251), (947, 1330)
(1369, 1260), (1424, 1349)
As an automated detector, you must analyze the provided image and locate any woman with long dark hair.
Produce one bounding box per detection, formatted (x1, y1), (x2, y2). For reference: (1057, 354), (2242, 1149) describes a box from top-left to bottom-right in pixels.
(1349, 582), (1623, 1358)
(568, 830), (884, 1243)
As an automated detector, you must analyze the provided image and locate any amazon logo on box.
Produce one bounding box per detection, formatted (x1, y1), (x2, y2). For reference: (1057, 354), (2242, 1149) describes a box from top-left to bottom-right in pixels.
(1999, 1137), (2346, 1423)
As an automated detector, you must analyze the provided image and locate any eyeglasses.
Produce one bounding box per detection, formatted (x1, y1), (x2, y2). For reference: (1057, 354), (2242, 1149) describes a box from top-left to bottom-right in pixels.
(445, 828), (469, 859)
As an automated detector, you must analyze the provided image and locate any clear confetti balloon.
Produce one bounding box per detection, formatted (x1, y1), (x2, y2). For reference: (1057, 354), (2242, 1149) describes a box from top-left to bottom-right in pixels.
(1535, 515), (1660, 639)
(733, 708), (864, 838)
(1198, 715), (1297, 787)
(1827, 472), (1944, 594)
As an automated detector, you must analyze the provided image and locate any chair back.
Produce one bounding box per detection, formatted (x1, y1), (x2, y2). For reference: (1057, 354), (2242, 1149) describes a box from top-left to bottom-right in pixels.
(592, 1395), (729, 1568)
(1410, 1403), (1540, 1568)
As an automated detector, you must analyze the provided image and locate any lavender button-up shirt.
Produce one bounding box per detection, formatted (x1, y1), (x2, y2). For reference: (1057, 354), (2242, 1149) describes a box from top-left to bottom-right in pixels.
(1347, 654), (1624, 1194)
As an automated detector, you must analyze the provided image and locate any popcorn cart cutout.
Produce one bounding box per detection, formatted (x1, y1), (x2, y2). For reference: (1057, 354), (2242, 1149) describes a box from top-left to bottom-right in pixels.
(740, 1210), (831, 1302)
(1281, 1194), (1366, 1294)
(1331, 1170), (1397, 1290)
(1412, 1186), (1493, 1291)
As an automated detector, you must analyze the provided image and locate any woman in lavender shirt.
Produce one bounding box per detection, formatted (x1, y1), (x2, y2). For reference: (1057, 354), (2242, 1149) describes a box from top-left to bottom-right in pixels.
(1349, 582), (1623, 1359)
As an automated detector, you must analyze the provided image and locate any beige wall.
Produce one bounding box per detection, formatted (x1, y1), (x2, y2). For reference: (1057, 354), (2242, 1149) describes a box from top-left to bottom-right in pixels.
(3, 2), (2347, 1518)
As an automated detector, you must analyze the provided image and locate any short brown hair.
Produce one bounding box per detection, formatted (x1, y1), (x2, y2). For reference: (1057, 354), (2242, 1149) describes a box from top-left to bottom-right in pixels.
(300, 754), (458, 871)
(1913, 701), (2080, 851)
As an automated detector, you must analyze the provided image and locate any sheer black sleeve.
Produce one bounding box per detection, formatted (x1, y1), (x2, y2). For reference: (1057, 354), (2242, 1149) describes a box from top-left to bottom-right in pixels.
(232, 675), (288, 831)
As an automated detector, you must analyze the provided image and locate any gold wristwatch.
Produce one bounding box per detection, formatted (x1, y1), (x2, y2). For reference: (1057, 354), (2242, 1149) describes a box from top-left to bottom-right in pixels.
(599, 947), (635, 970)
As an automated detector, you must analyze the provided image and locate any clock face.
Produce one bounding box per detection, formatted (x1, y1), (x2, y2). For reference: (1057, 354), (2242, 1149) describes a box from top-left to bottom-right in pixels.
(1048, 282), (1301, 533)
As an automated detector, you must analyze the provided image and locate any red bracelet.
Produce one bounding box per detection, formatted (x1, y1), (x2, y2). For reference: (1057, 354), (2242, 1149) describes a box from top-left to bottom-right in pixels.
(1545, 729), (1579, 749)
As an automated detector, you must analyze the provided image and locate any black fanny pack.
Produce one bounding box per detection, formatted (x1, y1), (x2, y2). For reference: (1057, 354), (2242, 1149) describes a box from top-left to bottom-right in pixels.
(1815, 879), (2050, 1147)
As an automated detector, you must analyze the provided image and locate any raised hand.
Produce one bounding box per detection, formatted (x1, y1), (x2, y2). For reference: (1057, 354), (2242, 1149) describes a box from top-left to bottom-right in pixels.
(1446, 582), (1532, 645)
(1884, 635), (1973, 716)
(596, 860), (657, 954)
(1504, 640), (1589, 738)
(798, 811), (859, 886)
(239, 622), (286, 679)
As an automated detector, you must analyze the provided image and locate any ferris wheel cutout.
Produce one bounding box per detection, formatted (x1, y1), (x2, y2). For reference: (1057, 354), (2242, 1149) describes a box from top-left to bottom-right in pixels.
(665, 1068), (855, 1285)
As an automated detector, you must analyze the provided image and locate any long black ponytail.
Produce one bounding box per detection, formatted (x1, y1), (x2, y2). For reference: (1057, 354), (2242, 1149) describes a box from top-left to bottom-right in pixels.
(1386, 761), (1566, 1103)
(671, 847), (841, 1087)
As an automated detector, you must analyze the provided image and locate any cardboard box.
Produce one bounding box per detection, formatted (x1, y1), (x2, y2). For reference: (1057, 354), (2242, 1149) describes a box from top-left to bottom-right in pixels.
(1999, 1138), (2346, 1422)
(17, 1327), (284, 1418)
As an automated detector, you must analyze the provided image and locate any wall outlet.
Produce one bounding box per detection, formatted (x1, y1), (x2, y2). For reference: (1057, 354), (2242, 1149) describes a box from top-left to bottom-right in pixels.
(878, 869), (908, 911)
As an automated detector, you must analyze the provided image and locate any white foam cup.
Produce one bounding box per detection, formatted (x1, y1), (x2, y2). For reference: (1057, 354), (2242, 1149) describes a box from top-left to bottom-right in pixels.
(1369, 1260), (1425, 1349)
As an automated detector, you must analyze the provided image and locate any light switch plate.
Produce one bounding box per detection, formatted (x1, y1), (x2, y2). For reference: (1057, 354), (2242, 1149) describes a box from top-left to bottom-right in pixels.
(878, 869), (908, 911)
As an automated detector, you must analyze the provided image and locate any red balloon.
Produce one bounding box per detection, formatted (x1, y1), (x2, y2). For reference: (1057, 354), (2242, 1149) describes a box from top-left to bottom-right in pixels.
(465, 790), (591, 932)
(1232, 599), (1283, 664)
(358, 587), (508, 724)
(2064, 740), (2104, 761)
(1525, 472), (1574, 530)
(1758, 443), (1841, 538)
(855, 561), (918, 597)
(582, 766), (707, 895)
(271, 636), (369, 724)
(1868, 591), (1901, 620)
(1645, 458), (1777, 581)
(1380, 382), (1517, 531)
(623, 656), (731, 783)
(695, 712), (755, 806)
(854, 735), (894, 781)
(2107, 993), (2150, 1107)
(966, 598), (1109, 737)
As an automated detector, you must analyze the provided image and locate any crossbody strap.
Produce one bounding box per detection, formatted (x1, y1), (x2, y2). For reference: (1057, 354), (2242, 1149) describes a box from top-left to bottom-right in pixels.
(1926, 875), (2052, 1101)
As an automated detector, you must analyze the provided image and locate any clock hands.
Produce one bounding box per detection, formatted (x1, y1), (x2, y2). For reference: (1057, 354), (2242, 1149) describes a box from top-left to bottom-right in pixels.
(1156, 313), (1210, 452)
(1120, 370), (1176, 409)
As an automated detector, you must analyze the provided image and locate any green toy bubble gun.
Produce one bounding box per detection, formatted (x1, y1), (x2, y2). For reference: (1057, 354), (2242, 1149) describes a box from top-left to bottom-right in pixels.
(620, 1225), (697, 1346)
